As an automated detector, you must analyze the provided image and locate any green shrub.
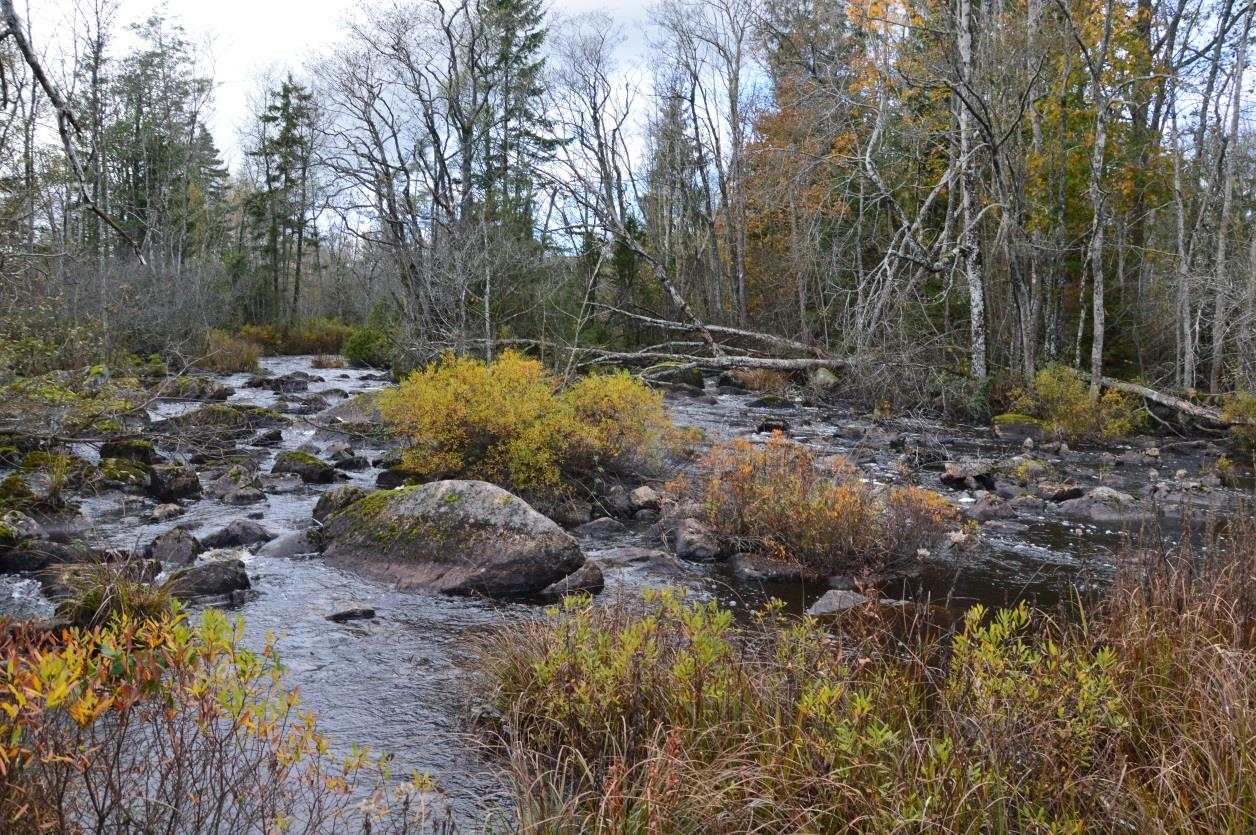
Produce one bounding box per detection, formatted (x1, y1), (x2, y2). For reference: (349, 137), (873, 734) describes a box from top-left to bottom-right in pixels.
(342, 323), (396, 368)
(477, 507), (1256, 834)
(1220, 392), (1256, 449)
(477, 590), (1125, 833)
(1010, 364), (1143, 441)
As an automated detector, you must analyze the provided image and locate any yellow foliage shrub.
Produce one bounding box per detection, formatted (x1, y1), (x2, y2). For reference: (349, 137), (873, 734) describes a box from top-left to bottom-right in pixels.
(383, 352), (680, 497)
(690, 433), (966, 573)
(1010, 364), (1143, 441)
(1221, 392), (1256, 449)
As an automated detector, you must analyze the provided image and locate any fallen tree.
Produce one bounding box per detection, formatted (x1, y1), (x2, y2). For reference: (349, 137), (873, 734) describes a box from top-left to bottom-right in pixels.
(1079, 371), (1255, 430)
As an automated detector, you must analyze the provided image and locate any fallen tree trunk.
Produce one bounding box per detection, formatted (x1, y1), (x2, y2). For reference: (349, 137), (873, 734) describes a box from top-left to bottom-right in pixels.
(590, 303), (825, 358)
(482, 339), (843, 373)
(1079, 371), (1253, 429)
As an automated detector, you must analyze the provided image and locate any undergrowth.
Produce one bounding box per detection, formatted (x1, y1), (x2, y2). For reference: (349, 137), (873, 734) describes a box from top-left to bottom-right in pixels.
(1010, 364), (1144, 441)
(678, 433), (968, 574)
(0, 609), (452, 833)
(477, 508), (1256, 833)
(382, 351), (686, 499)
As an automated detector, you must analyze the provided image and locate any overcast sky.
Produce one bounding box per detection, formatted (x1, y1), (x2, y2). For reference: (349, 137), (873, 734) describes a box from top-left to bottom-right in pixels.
(36, 0), (651, 168)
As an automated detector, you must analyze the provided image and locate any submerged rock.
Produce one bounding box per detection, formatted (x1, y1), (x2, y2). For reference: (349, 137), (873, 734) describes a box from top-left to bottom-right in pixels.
(572, 517), (629, 541)
(807, 589), (876, 617)
(321, 480), (587, 598)
(148, 465), (201, 502)
(327, 606), (376, 623)
(167, 556), (251, 599)
(727, 552), (813, 583)
(537, 559), (605, 603)
(144, 528), (203, 565)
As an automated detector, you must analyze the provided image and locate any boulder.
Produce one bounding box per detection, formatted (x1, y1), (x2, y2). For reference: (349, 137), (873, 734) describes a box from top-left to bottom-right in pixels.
(313, 485), (369, 524)
(253, 428), (285, 446)
(675, 517), (724, 562)
(166, 556), (251, 599)
(1057, 486), (1140, 523)
(727, 552), (812, 583)
(537, 560), (605, 603)
(992, 414), (1047, 444)
(965, 494), (1015, 522)
(201, 519), (275, 550)
(100, 438), (157, 465)
(940, 460), (995, 491)
(257, 529), (320, 558)
(272, 451), (336, 484)
(148, 465), (201, 501)
(628, 485), (661, 512)
(572, 517), (629, 541)
(260, 473), (304, 494)
(327, 606), (376, 623)
(808, 367), (840, 390)
(0, 540), (102, 573)
(652, 365), (704, 389)
(757, 418), (791, 435)
(148, 503), (185, 522)
(206, 464), (263, 504)
(0, 511), (45, 549)
(807, 589), (875, 617)
(99, 457), (150, 488)
(321, 480), (587, 597)
(246, 372), (314, 393)
(144, 528), (203, 565)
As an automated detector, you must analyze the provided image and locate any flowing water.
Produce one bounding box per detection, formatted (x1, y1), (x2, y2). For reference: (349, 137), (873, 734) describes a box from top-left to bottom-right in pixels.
(1, 355), (1250, 827)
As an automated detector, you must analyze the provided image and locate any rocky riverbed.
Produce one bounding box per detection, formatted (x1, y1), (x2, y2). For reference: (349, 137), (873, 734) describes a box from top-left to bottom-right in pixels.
(0, 355), (1251, 827)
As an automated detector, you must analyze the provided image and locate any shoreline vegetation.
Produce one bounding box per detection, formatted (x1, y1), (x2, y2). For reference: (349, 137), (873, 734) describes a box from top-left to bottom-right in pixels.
(0, 345), (1252, 830)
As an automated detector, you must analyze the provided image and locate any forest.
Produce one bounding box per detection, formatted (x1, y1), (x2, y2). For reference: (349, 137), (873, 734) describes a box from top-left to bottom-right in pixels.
(1, 0), (1253, 412)
(3, 0), (1256, 831)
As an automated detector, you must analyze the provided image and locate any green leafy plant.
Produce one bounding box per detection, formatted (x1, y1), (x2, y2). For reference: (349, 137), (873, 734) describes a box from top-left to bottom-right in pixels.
(1010, 364), (1144, 441)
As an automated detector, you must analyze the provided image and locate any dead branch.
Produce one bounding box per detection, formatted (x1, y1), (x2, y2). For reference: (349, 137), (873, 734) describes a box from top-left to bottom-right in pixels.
(589, 303), (825, 358)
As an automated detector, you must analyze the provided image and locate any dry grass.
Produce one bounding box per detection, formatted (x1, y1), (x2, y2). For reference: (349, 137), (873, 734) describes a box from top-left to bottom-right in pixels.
(193, 330), (261, 373)
(313, 354), (348, 369)
(681, 433), (967, 573)
(733, 368), (790, 391)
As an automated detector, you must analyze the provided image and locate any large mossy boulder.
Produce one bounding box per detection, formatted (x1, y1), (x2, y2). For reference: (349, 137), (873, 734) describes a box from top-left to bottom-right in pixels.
(272, 450), (336, 484)
(321, 480), (587, 598)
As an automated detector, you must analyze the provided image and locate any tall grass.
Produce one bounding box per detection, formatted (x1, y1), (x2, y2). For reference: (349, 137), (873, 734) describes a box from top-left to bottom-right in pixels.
(477, 508), (1256, 833)
(194, 330), (262, 373)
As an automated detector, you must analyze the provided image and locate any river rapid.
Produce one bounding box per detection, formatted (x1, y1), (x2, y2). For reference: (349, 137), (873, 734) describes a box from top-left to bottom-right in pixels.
(2, 354), (1250, 828)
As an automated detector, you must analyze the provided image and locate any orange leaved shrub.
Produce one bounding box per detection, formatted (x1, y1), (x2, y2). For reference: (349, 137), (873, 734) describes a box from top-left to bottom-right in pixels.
(688, 433), (966, 573)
